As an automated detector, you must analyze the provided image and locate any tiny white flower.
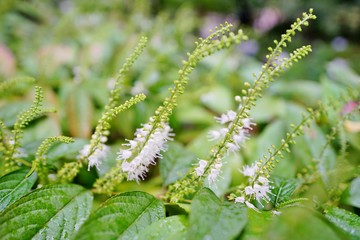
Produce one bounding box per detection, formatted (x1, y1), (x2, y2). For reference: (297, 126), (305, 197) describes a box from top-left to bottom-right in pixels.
(272, 210), (281, 215)
(253, 184), (270, 201)
(233, 129), (248, 147)
(257, 176), (270, 185)
(241, 164), (257, 177)
(207, 163), (222, 185)
(245, 186), (255, 196)
(120, 150), (132, 160)
(195, 159), (207, 176)
(86, 144), (110, 170)
(215, 110), (236, 124)
(242, 118), (255, 129)
(245, 201), (260, 212)
(226, 142), (239, 153)
(234, 196), (245, 203)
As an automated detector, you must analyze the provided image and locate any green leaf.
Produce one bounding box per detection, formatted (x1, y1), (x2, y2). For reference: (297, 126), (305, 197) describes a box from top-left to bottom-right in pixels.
(0, 184), (93, 240)
(325, 207), (360, 240)
(76, 191), (165, 240)
(250, 96), (286, 123)
(136, 215), (188, 240)
(342, 177), (360, 208)
(262, 207), (341, 240)
(160, 142), (197, 186)
(242, 210), (273, 240)
(0, 169), (37, 211)
(46, 138), (88, 162)
(0, 101), (31, 126)
(270, 177), (300, 207)
(200, 85), (234, 114)
(187, 188), (247, 240)
(269, 80), (322, 107)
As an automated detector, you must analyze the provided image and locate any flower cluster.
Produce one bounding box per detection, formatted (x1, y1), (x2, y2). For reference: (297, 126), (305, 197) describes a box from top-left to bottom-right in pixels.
(193, 99), (255, 185)
(233, 163), (272, 212)
(79, 138), (110, 170)
(194, 159), (222, 185)
(118, 120), (173, 182)
(208, 108), (254, 154)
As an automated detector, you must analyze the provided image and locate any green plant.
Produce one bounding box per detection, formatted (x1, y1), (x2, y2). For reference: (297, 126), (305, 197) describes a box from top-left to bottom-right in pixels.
(0, 7), (359, 240)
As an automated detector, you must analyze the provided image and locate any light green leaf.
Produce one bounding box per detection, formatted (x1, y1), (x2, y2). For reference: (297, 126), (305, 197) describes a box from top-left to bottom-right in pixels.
(187, 188), (247, 240)
(250, 97), (286, 123)
(200, 85), (234, 114)
(0, 169), (37, 211)
(46, 138), (88, 162)
(325, 207), (360, 240)
(0, 184), (93, 240)
(269, 80), (322, 107)
(342, 177), (360, 208)
(136, 215), (188, 240)
(76, 191), (165, 240)
(160, 142), (197, 186)
(0, 101), (31, 126)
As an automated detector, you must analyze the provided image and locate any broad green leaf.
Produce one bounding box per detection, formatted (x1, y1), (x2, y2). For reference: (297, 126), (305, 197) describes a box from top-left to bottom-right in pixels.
(136, 215), (188, 240)
(262, 207), (341, 240)
(187, 188), (247, 240)
(0, 184), (93, 240)
(22, 118), (61, 145)
(46, 138), (88, 162)
(76, 191), (165, 240)
(250, 96), (286, 123)
(200, 85), (234, 114)
(342, 177), (360, 208)
(252, 120), (286, 161)
(0, 101), (31, 126)
(325, 207), (360, 240)
(0, 169), (37, 211)
(269, 80), (322, 107)
(175, 103), (214, 125)
(242, 210), (273, 240)
(160, 141), (197, 186)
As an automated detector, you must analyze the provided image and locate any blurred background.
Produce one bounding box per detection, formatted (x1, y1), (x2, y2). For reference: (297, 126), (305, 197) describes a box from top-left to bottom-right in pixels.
(0, 0), (359, 195)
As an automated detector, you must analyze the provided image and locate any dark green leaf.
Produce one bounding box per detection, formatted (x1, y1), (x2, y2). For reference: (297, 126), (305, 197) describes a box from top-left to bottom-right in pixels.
(187, 188), (247, 240)
(160, 142), (197, 186)
(137, 215), (188, 240)
(325, 207), (360, 240)
(0, 184), (93, 240)
(76, 191), (165, 240)
(270, 177), (300, 207)
(0, 169), (37, 211)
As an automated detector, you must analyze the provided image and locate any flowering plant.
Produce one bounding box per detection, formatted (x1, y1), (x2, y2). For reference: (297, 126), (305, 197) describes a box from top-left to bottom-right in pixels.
(0, 6), (359, 240)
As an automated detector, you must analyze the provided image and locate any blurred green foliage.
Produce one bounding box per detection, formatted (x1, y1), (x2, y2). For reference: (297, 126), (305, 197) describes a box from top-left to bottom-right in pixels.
(0, 1), (359, 239)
